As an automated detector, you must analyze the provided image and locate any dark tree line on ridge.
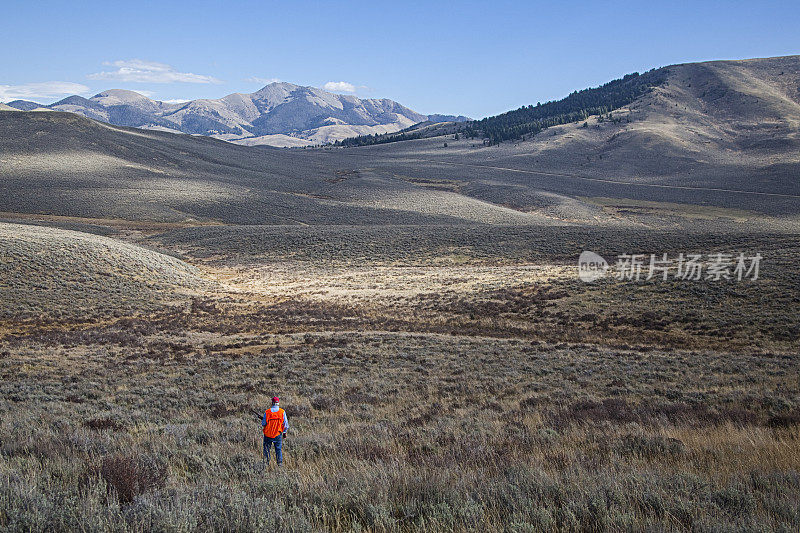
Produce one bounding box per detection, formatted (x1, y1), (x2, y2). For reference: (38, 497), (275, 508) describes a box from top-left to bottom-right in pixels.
(336, 68), (668, 147)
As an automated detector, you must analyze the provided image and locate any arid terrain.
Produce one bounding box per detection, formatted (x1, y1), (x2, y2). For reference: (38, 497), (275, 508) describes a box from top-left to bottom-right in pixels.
(1, 55), (799, 531)
(3, 57), (800, 231)
(1, 218), (798, 531)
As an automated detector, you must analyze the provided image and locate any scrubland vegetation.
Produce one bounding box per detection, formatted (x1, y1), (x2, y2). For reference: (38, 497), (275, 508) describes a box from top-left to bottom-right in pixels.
(2, 330), (798, 531)
(1, 223), (798, 531)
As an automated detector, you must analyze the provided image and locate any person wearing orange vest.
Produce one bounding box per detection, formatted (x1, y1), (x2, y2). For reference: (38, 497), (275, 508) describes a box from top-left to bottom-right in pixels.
(262, 396), (289, 466)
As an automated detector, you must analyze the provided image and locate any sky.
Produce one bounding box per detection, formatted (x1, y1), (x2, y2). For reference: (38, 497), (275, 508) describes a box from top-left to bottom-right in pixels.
(1, 0), (799, 119)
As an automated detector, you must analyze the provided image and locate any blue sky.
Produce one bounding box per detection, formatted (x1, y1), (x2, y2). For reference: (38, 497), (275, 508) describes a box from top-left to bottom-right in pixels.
(1, 0), (799, 118)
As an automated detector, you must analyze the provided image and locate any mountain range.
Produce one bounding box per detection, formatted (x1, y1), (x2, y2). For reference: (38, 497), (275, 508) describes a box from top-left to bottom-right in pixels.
(4, 83), (469, 147)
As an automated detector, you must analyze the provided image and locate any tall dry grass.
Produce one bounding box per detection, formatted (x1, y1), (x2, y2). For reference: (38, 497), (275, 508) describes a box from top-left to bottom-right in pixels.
(1, 330), (798, 531)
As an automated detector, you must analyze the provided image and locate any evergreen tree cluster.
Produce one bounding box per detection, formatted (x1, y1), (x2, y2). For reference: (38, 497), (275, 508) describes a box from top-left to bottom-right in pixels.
(336, 129), (424, 147)
(337, 68), (668, 147)
(463, 69), (667, 144)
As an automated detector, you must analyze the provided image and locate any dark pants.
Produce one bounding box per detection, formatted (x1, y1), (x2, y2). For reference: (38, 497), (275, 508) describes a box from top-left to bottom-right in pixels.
(263, 434), (283, 464)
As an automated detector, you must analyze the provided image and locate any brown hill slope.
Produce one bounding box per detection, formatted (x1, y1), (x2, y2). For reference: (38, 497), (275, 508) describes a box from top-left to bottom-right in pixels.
(359, 56), (800, 223)
(0, 111), (559, 226)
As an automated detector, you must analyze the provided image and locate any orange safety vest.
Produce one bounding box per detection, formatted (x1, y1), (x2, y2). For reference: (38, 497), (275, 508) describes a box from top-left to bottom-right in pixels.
(263, 408), (285, 438)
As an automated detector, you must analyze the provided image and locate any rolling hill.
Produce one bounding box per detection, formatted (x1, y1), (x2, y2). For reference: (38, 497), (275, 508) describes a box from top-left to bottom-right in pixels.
(1, 56), (799, 232)
(3, 83), (469, 147)
(0, 222), (206, 321)
(341, 55), (800, 223)
(5, 100), (46, 111)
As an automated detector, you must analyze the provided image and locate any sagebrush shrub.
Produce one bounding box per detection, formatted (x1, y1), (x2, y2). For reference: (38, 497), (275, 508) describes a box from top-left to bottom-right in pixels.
(100, 454), (167, 503)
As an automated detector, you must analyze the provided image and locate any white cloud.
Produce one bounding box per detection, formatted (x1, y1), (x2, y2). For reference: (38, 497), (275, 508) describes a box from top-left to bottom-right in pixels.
(0, 81), (90, 102)
(246, 76), (281, 85)
(322, 81), (357, 93)
(87, 59), (222, 84)
(160, 99), (190, 104)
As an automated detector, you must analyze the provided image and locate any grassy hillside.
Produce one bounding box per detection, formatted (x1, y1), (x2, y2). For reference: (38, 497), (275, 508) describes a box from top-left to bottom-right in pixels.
(0, 223), (206, 323)
(0, 111), (542, 226)
(339, 56), (800, 223)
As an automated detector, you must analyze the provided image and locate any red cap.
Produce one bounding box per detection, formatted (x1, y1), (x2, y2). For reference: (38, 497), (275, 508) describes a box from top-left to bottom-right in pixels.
(272, 397), (279, 403)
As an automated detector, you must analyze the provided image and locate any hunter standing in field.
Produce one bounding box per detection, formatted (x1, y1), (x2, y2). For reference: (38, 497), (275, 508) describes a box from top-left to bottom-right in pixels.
(262, 396), (289, 466)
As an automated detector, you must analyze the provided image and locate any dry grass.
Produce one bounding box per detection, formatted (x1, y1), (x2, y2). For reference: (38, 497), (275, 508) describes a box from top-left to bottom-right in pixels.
(0, 222), (206, 324)
(1, 321), (798, 531)
(1, 224), (798, 531)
